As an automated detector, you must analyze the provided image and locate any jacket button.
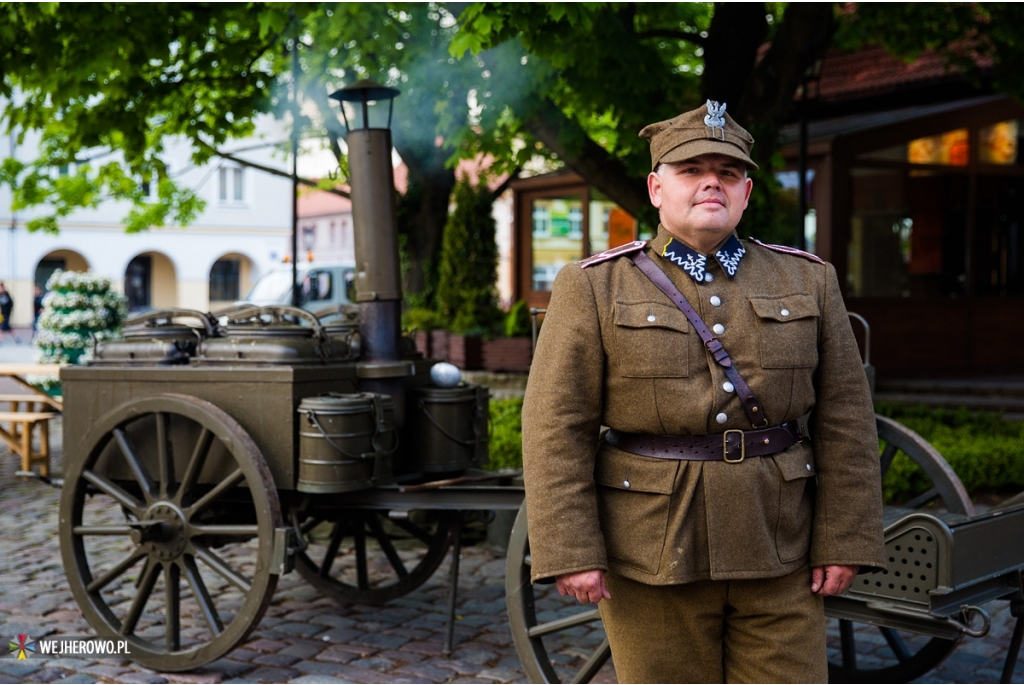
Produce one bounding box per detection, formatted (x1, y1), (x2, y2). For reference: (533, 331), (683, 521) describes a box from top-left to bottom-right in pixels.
(723, 381), (735, 393)
(781, 308), (790, 317)
(712, 324), (725, 334)
(623, 480), (631, 489)
(716, 412), (728, 424)
(710, 296), (722, 306)
(704, 273), (714, 283)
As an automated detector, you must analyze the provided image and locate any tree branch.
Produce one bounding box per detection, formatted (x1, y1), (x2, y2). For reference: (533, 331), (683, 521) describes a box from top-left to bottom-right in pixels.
(523, 99), (648, 220)
(212, 149), (349, 198)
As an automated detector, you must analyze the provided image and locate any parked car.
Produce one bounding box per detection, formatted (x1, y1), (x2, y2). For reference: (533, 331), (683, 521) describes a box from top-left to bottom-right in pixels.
(242, 262), (357, 310)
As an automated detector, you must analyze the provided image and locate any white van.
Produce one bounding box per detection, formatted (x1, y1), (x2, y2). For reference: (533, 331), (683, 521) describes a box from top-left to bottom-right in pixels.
(242, 262), (357, 310)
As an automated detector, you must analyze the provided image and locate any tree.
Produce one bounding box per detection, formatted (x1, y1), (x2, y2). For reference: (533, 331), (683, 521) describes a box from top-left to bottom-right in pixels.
(0, 3), (507, 301)
(451, 3), (1024, 241)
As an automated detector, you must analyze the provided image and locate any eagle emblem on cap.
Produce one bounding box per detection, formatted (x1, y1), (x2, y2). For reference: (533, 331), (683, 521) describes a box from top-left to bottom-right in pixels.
(704, 100), (726, 140)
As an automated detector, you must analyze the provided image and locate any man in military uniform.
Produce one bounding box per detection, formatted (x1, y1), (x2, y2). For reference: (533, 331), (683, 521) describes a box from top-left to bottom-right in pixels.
(521, 102), (886, 682)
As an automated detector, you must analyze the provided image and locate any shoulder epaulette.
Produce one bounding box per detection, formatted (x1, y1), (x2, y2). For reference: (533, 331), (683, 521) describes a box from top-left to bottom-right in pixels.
(748, 238), (826, 265)
(580, 240), (648, 269)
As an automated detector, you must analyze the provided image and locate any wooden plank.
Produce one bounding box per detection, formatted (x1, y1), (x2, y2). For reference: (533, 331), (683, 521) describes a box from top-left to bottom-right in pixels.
(0, 412), (57, 421)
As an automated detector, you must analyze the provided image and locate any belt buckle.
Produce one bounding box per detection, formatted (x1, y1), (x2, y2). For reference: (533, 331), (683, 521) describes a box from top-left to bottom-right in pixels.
(723, 429), (745, 463)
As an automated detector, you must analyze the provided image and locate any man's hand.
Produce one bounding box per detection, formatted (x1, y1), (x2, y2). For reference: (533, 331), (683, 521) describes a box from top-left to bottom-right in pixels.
(556, 569), (611, 604)
(811, 564), (858, 595)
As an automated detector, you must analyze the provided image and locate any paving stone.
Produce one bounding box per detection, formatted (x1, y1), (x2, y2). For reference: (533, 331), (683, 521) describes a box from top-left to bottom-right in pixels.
(244, 638), (289, 653)
(0, 677), (25, 685)
(155, 672), (224, 684)
(252, 653), (301, 668)
(199, 661), (251, 679)
(287, 676), (354, 684)
(278, 642), (321, 660)
(293, 659), (352, 676)
(348, 656), (396, 671)
(112, 674), (169, 684)
(273, 623), (326, 639)
(374, 649), (426, 665)
(395, 663), (457, 682)
(0, 660), (41, 677)
(318, 627), (363, 644)
(81, 664), (129, 678)
(329, 666), (419, 683)
(243, 667), (300, 683)
(53, 676), (97, 684)
(350, 633), (409, 650)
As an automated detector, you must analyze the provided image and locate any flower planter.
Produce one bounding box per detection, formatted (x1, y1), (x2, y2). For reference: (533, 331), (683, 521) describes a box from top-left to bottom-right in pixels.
(482, 337), (533, 373)
(447, 334), (483, 370)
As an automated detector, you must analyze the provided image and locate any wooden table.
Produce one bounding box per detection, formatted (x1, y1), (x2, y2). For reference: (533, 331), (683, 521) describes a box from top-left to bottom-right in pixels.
(0, 363), (63, 411)
(0, 364), (62, 477)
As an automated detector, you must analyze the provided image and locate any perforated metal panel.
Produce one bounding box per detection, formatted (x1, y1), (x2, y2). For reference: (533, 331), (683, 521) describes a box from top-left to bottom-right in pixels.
(850, 525), (939, 605)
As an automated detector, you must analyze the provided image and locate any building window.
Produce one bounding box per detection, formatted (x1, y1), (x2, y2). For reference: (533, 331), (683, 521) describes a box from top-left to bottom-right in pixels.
(210, 259), (241, 301)
(218, 165), (245, 203)
(125, 256), (152, 312)
(302, 225), (316, 252)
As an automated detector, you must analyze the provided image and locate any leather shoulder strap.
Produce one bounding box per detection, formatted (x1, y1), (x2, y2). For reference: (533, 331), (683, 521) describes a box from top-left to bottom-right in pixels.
(630, 250), (767, 428)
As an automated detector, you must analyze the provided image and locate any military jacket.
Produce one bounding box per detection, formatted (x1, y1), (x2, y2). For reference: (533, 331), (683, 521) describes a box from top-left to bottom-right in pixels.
(521, 227), (886, 585)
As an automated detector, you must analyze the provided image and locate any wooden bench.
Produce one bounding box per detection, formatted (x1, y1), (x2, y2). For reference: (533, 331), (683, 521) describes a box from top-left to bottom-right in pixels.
(0, 393), (53, 413)
(0, 407), (57, 477)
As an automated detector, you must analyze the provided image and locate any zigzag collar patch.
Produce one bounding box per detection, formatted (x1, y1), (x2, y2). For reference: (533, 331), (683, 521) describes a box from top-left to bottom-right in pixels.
(661, 235), (746, 282)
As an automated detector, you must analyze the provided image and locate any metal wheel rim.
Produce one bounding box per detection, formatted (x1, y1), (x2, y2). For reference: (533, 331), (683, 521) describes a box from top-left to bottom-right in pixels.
(59, 393), (281, 671)
(293, 509), (457, 605)
(506, 503), (611, 684)
(825, 415), (972, 681)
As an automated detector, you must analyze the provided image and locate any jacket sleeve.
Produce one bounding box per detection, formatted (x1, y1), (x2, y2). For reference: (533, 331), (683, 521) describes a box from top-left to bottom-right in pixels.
(521, 264), (608, 582)
(809, 263), (886, 571)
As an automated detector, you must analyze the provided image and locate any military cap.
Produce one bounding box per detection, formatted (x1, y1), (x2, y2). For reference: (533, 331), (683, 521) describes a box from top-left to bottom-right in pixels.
(639, 100), (758, 171)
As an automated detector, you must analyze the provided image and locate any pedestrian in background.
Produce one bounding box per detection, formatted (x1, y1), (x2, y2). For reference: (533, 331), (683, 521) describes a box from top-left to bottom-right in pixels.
(0, 282), (18, 343)
(33, 284), (44, 333)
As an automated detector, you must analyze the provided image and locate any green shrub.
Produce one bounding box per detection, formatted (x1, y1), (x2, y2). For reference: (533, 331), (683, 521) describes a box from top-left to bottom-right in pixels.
(504, 300), (532, 338)
(487, 397), (523, 470)
(435, 179), (503, 335)
(875, 402), (1024, 502)
(402, 306), (442, 333)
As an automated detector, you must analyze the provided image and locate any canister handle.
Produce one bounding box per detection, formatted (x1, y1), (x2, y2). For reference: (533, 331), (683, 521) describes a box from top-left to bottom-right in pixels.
(123, 308), (222, 338)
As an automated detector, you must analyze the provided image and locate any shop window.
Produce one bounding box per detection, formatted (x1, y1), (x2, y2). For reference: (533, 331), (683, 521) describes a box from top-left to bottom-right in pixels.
(847, 167), (968, 298)
(857, 128), (970, 166)
(979, 120), (1020, 165)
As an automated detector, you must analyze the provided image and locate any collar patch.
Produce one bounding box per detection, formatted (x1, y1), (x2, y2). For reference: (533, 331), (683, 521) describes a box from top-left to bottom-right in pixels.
(661, 235), (746, 281)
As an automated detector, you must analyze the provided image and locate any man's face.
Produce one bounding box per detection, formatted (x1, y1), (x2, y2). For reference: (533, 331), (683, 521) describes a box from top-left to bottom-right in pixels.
(647, 154), (753, 251)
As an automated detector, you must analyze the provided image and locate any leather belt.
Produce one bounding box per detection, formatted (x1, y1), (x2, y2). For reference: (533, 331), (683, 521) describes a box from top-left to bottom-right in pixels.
(605, 417), (808, 463)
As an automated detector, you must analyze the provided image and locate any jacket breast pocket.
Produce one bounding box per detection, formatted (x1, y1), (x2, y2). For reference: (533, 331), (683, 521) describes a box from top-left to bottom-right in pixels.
(749, 295), (819, 369)
(612, 301), (689, 378)
(595, 445), (678, 575)
(773, 446), (816, 564)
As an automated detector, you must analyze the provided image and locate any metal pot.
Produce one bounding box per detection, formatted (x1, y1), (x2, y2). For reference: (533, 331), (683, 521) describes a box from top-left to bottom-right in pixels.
(194, 305), (332, 366)
(92, 309), (220, 366)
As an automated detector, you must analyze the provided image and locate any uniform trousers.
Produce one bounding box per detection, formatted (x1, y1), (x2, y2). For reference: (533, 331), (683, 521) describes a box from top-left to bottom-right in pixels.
(598, 566), (827, 683)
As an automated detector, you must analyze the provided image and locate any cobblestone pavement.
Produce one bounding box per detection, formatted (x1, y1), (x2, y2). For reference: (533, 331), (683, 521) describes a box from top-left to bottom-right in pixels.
(1, 417), (1021, 684)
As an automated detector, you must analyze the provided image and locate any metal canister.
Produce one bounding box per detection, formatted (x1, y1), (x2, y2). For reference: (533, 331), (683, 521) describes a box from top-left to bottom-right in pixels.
(297, 393), (397, 493)
(406, 384), (481, 475)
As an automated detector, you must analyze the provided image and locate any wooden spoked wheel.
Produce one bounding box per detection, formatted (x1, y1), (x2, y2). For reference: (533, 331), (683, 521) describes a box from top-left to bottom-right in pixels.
(294, 509), (458, 605)
(826, 415), (972, 684)
(59, 394), (281, 672)
(505, 504), (612, 684)
(507, 416), (974, 683)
